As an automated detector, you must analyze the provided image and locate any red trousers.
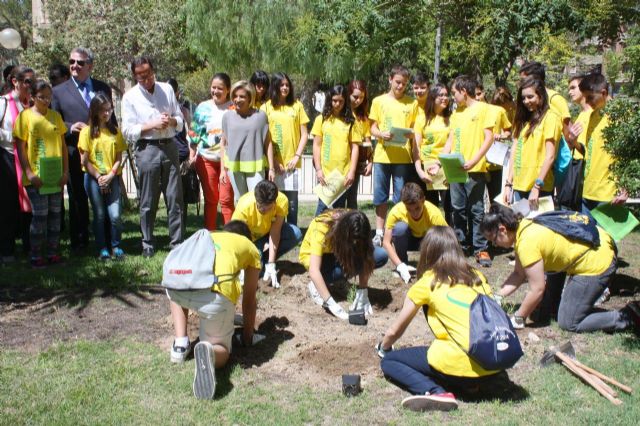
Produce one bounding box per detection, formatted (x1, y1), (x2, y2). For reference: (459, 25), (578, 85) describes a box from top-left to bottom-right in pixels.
(195, 156), (234, 230)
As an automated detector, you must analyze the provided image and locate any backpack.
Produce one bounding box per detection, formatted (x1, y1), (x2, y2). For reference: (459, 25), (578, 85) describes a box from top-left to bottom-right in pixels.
(426, 287), (523, 371)
(553, 136), (572, 185)
(162, 229), (221, 290)
(530, 210), (600, 248)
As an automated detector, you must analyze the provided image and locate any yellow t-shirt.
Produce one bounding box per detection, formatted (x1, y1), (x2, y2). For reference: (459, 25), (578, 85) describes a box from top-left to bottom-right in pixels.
(486, 104), (512, 171)
(260, 100), (309, 168)
(299, 211), (334, 270)
(353, 115), (371, 139)
(449, 101), (495, 173)
(77, 127), (127, 174)
(385, 201), (447, 237)
(210, 231), (262, 304)
(581, 109), (616, 202)
(547, 88), (571, 121)
(512, 110), (562, 192)
(414, 113), (449, 162)
(408, 270), (498, 377)
(231, 191), (289, 241)
(368, 94), (418, 164)
(571, 109), (591, 160)
(12, 108), (67, 186)
(311, 115), (362, 176)
(515, 219), (615, 276)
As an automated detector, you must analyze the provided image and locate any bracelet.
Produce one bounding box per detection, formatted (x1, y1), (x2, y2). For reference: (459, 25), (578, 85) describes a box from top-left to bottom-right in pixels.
(293, 153), (300, 158)
(504, 183), (513, 187)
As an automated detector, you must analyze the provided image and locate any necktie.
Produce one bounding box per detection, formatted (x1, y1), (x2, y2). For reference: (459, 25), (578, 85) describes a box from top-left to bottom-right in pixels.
(79, 82), (91, 107)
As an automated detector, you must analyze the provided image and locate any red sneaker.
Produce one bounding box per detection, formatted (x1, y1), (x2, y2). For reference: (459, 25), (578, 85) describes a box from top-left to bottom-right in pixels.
(401, 392), (458, 412)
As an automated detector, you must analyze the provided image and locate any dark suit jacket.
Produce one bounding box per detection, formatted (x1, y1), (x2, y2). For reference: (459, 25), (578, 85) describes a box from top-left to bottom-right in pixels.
(51, 77), (114, 147)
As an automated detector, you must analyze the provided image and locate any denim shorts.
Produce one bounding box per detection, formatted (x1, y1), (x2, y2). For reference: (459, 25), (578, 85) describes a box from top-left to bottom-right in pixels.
(373, 163), (414, 205)
(166, 289), (235, 351)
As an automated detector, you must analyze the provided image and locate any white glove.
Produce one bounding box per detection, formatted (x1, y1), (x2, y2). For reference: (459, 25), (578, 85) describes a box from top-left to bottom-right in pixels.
(350, 288), (373, 316)
(510, 315), (525, 329)
(396, 262), (412, 284)
(493, 294), (504, 305)
(324, 297), (348, 320)
(262, 262), (280, 288)
(375, 342), (394, 359)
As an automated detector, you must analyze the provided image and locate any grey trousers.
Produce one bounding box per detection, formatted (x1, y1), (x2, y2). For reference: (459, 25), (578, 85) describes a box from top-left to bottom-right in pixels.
(557, 260), (628, 333)
(134, 140), (184, 250)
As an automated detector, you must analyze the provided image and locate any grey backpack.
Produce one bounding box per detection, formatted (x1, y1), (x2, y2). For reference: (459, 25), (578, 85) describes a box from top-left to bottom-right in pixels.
(162, 229), (219, 290)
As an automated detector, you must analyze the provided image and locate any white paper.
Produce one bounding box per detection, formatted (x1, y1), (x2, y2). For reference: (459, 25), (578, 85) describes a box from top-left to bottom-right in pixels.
(511, 196), (555, 218)
(283, 169), (299, 191)
(486, 141), (510, 167)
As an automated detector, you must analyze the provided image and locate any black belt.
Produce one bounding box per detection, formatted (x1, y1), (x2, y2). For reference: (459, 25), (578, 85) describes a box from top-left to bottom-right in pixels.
(139, 138), (173, 144)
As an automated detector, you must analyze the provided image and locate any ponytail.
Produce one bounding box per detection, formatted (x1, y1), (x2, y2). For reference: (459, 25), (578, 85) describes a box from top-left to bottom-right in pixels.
(480, 203), (523, 235)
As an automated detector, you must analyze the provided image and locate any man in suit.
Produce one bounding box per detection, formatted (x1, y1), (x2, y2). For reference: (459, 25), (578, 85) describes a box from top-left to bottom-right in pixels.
(51, 47), (114, 250)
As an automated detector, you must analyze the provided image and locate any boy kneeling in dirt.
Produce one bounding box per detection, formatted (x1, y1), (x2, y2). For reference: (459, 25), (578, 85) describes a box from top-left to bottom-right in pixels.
(166, 221), (261, 399)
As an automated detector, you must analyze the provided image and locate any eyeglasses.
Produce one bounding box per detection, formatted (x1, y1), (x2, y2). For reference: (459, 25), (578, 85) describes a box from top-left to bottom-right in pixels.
(21, 78), (33, 85)
(135, 72), (155, 83)
(35, 95), (51, 102)
(69, 59), (87, 67)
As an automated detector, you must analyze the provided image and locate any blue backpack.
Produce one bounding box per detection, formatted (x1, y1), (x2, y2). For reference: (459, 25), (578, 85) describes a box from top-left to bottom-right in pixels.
(530, 210), (600, 248)
(426, 288), (523, 371)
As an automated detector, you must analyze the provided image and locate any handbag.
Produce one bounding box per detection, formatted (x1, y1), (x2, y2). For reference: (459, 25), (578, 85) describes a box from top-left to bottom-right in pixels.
(181, 162), (200, 205)
(555, 150), (584, 211)
(553, 136), (572, 185)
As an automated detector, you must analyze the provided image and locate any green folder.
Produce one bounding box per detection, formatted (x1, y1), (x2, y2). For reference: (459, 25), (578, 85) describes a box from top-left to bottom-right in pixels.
(438, 153), (468, 184)
(590, 204), (640, 242)
(38, 156), (63, 195)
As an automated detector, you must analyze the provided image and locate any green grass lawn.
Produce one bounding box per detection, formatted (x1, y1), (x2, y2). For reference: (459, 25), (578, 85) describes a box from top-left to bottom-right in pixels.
(1, 201), (639, 425)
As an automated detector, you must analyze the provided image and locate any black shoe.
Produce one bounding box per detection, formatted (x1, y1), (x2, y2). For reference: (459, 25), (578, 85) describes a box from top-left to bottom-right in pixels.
(624, 301), (640, 333)
(142, 247), (155, 258)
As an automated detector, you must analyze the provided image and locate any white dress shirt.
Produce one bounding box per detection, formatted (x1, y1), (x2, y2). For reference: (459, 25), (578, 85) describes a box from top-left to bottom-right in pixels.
(121, 81), (184, 142)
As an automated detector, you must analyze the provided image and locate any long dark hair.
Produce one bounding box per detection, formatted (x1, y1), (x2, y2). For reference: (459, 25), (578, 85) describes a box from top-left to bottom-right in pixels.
(480, 203), (523, 236)
(424, 83), (451, 126)
(9, 65), (35, 91)
(88, 92), (117, 138)
(417, 226), (482, 290)
(347, 79), (369, 121)
(269, 72), (294, 107)
(322, 85), (354, 125)
(322, 210), (375, 279)
(513, 77), (549, 139)
(250, 70), (270, 102)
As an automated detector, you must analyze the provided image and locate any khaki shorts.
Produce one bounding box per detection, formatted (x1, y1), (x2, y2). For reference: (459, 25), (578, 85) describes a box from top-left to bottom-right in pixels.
(166, 289), (235, 351)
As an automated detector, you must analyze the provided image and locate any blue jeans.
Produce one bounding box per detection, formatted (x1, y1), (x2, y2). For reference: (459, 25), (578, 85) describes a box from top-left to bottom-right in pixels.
(381, 346), (492, 395)
(320, 246), (388, 284)
(581, 198), (605, 223)
(392, 222), (422, 264)
(283, 190), (298, 226)
(315, 190), (349, 216)
(373, 163), (414, 206)
(449, 172), (487, 253)
(254, 222), (303, 266)
(84, 173), (122, 250)
(513, 189), (553, 201)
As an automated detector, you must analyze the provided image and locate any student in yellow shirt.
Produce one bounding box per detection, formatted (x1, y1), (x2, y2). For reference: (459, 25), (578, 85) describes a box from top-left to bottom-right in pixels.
(504, 77), (561, 210)
(166, 220), (263, 399)
(484, 88), (513, 202)
(412, 71), (430, 115)
(383, 183), (447, 284)
(413, 83), (452, 222)
(311, 84), (360, 215)
(78, 93), (127, 260)
(14, 80), (69, 268)
(439, 76), (495, 267)
(481, 204), (639, 333)
(577, 73), (628, 214)
(300, 209), (388, 320)
(249, 71), (269, 110)
(369, 65), (419, 247)
(347, 79), (373, 210)
(260, 72), (310, 225)
(231, 180), (303, 288)
(378, 226), (500, 412)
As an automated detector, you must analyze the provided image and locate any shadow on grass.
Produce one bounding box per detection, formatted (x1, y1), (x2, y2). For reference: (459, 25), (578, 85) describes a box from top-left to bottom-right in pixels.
(611, 273), (640, 297)
(454, 371), (530, 403)
(231, 316), (294, 367)
(620, 334), (640, 351)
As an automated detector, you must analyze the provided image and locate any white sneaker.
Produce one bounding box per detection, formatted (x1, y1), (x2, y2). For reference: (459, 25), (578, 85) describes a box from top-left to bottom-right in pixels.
(193, 342), (216, 399)
(324, 297), (348, 320)
(170, 340), (191, 363)
(372, 234), (383, 247)
(308, 282), (324, 306)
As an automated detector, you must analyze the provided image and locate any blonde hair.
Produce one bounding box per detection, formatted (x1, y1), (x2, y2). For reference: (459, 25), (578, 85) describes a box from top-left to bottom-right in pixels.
(231, 80), (256, 108)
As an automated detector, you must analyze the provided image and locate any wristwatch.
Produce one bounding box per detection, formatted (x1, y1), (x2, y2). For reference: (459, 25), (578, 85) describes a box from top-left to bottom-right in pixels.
(534, 178), (544, 187)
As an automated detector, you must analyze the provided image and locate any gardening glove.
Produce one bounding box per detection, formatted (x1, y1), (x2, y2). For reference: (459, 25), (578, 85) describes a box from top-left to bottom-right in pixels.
(350, 288), (373, 317)
(395, 262), (412, 284)
(510, 315), (525, 330)
(263, 262), (280, 288)
(493, 294), (504, 306)
(375, 342), (394, 359)
(324, 297), (348, 320)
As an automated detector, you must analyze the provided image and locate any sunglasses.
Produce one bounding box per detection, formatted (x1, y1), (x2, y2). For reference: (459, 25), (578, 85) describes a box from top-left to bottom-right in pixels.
(21, 78), (33, 85)
(69, 59), (87, 67)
